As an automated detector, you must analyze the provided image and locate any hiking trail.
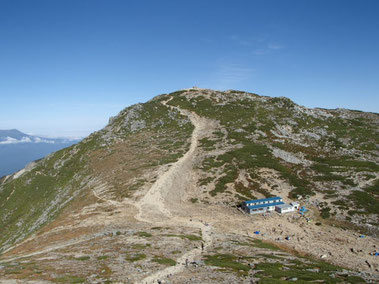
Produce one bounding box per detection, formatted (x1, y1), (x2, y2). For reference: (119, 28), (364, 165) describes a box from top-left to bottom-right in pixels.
(134, 101), (215, 284)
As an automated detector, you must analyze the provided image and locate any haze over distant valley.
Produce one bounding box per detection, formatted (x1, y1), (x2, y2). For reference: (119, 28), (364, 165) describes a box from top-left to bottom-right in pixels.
(0, 129), (80, 177)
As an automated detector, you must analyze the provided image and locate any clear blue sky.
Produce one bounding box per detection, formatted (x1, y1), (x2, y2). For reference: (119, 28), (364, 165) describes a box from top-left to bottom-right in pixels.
(1, 0), (378, 137)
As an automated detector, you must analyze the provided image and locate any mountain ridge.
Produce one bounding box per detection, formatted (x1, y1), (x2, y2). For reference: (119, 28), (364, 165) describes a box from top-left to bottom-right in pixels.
(0, 89), (378, 283)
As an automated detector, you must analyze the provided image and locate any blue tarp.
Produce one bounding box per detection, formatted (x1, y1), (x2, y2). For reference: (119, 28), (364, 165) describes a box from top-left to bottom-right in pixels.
(299, 206), (308, 215)
(254, 231), (260, 235)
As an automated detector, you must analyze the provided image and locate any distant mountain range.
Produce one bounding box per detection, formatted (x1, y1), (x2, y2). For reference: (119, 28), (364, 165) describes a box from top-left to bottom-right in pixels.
(0, 129), (80, 177)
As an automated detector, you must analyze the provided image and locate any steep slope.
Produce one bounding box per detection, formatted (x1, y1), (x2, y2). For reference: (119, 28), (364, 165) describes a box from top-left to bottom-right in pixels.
(0, 100), (193, 253)
(0, 88), (378, 283)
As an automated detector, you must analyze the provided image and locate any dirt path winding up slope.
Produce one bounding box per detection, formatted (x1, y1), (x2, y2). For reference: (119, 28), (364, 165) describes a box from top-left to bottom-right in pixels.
(133, 101), (215, 284)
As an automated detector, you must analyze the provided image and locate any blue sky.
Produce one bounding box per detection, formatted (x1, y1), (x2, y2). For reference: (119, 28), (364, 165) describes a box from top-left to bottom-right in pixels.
(1, 0), (378, 137)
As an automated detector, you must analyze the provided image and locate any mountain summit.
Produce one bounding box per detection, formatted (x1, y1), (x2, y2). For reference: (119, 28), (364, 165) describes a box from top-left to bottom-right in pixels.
(0, 89), (378, 283)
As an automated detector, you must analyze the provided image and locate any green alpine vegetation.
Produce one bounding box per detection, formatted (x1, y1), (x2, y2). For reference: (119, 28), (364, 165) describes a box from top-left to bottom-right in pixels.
(0, 99), (194, 252)
(0, 88), (377, 283)
(167, 89), (378, 228)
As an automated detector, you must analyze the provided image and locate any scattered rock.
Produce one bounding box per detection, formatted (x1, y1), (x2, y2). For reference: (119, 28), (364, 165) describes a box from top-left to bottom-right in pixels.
(306, 268), (320, 273)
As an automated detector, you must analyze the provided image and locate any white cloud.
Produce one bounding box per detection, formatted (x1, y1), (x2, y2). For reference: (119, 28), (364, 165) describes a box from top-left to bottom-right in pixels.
(0, 136), (56, 145)
(268, 43), (284, 50)
(216, 64), (254, 83)
(0, 136), (31, 144)
(34, 137), (55, 144)
(0, 137), (18, 144)
(253, 49), (267, 55)
(209, 64), (255, 89)
(229, 35), (252, 46)
(252, 43), (284, 56)
(228, 35), (284, 53)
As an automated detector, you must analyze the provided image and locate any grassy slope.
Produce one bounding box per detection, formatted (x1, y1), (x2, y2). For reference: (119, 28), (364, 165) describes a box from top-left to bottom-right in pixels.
(0, 99), (193, 253)
(167, 89), (378, 225)
(203, 238), (365, 283)
(0, 88), (377, 252)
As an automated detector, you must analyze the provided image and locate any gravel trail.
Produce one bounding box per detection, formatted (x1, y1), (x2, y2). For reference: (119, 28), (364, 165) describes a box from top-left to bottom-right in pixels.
(135, 101), (215, 284)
